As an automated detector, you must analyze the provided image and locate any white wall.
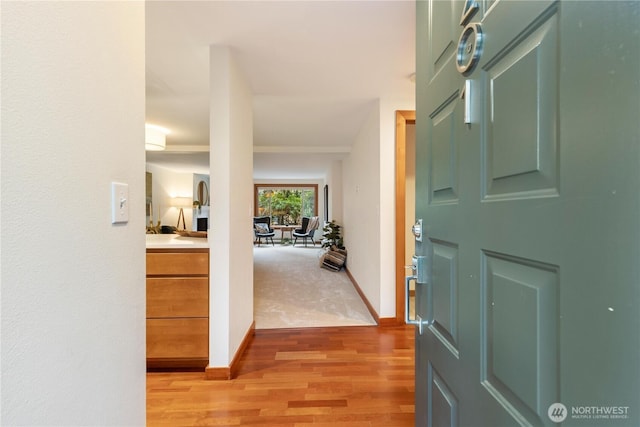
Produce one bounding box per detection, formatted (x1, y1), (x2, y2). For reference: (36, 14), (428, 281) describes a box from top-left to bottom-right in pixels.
(146, 163), (195, 230)
(379, 98), (415, 317)
(1, 2), (146, 425)
(343, 98), (414, 319)
(343, 101), (382, 312)
(209, 46), (254, 367)
(327, 161), (344, 225)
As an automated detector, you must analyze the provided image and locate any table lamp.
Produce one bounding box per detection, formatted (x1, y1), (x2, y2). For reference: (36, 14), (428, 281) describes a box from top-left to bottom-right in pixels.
(172, 196), (192, 231)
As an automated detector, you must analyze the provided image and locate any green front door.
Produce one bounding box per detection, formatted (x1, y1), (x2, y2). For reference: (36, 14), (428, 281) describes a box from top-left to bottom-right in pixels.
(413, 1), (640, 425)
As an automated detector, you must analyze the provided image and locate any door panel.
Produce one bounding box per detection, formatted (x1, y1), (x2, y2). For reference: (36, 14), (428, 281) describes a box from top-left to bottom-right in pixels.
(430, 363), (459, 427)
(430, 0), (458, 77)
(431, 240), (459, 356)
(482, 8), (559, 200)
(430, 96), (460, 203)
(414, 1), (640, 426)
(481, 251), (559, 423)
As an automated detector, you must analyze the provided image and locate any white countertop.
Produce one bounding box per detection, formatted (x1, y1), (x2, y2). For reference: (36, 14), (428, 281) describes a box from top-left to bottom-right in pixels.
(146, 234), (209, 249)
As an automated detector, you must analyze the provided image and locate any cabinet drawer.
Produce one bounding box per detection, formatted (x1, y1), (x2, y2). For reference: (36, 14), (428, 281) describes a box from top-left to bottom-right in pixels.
(146, 252), (208, 276)
(147, 278), (208, 318)
(146, 318), (208, 359)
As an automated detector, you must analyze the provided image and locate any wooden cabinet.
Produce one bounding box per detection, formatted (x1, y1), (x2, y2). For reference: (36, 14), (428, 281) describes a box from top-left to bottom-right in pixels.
(146, 249), (209, 369)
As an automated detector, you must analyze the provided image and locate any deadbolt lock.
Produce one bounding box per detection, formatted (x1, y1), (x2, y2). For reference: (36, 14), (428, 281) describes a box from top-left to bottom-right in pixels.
(412, 219), (423, 242)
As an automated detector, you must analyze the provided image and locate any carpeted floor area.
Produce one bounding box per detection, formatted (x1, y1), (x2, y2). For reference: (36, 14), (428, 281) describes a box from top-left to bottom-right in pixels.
(253, 245), (377, 329)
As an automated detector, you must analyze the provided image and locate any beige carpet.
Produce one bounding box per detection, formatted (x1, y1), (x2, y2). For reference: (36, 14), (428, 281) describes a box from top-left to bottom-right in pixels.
(253, 245), (376, 329)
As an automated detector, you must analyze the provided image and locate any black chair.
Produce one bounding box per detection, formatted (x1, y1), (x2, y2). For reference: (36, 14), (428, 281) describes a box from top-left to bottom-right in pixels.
(293, 216), (319, 247)
(253, 216), (275, 246)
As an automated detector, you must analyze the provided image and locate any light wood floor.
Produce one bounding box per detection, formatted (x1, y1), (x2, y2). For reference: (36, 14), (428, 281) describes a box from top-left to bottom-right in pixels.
(147, 325), (415, 426)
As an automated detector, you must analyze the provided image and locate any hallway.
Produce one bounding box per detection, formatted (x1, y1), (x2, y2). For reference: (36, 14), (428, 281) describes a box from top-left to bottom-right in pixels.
(147, 326), (415, 426)
(253, 245), (376, 329)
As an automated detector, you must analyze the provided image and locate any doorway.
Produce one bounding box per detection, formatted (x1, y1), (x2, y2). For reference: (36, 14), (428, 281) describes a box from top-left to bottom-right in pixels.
(394, 110), (416, 325)
(252, 182), (375, 329)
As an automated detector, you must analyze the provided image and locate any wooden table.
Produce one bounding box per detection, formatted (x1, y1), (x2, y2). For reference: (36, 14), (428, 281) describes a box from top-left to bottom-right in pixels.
(272, 225), (297, 240)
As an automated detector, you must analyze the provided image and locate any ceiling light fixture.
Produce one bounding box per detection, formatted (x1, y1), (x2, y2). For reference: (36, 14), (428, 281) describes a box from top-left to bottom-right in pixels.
(145, 124), (170, 151)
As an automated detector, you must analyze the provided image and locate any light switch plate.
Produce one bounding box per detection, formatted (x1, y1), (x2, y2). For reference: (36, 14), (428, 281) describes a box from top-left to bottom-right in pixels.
(111, 182), (129, 224)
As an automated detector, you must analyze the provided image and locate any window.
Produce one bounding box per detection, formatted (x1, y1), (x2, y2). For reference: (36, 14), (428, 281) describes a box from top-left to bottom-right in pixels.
(254, 184), (318, 225)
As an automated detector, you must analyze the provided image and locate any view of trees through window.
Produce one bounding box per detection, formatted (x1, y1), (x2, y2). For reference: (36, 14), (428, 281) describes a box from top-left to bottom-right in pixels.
(255, 185), (317, 225)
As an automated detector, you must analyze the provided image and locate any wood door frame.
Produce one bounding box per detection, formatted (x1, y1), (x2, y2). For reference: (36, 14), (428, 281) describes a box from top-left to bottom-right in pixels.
(395, 110), (416, 325)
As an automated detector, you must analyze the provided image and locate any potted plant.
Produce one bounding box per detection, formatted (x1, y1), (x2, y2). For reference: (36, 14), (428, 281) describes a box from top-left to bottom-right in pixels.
(321, 220), (344, 249)
(320, 220), (347, 271)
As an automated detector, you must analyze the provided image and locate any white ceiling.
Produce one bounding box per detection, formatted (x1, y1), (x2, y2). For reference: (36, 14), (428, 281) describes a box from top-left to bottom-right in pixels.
(145, 0), (416, 179)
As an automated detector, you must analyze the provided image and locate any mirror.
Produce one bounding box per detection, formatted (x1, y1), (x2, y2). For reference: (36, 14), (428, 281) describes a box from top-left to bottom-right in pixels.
(197, 180), (209, 206)
(146, 172), (152, 217)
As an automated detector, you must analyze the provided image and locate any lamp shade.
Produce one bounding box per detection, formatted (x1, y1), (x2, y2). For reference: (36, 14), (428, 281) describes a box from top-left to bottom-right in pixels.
(145, 124), (169, 151)
(172, 196), (193, 208)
